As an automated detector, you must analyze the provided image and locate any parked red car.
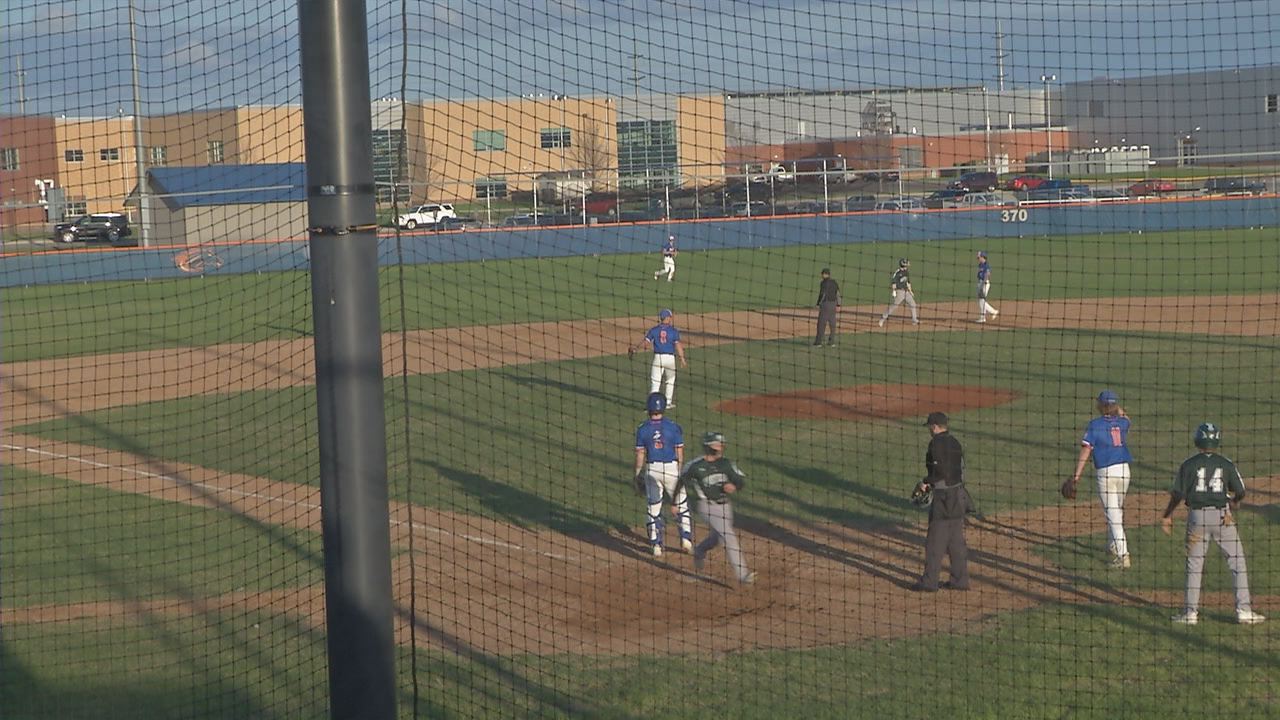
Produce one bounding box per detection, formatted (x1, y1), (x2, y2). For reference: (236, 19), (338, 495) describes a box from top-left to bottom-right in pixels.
(1003, 175), (1046, 191)
(1127, 179), (1177, 197)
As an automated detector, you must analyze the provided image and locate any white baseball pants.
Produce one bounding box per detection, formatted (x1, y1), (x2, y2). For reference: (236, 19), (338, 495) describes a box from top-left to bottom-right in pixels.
(649, 353), (677, 404)
(977, 280), (998, 319)
(1095, 463), (1131, 560)
(655, 256), (675, 281)
(644, 461), (691, 545)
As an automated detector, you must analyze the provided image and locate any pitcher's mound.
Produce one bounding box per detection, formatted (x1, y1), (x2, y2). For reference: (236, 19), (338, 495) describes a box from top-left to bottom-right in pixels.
(714, 384), (1021, 420)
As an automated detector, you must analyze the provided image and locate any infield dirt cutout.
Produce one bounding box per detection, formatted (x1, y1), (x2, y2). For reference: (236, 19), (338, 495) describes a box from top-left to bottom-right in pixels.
(3, 295), (1278, 657)
(715, 384), (1022, 420)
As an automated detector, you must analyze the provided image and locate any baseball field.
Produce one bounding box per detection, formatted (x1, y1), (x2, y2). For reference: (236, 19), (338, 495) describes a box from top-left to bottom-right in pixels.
(2, 226), (1278, 718)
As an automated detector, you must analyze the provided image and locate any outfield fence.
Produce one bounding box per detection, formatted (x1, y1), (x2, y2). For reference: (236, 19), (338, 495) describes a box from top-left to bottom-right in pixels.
(2, 2), (1278, 719)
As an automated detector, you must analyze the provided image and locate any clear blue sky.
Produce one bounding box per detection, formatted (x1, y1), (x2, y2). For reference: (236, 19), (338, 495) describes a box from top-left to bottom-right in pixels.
(2, 0), (1278, 116)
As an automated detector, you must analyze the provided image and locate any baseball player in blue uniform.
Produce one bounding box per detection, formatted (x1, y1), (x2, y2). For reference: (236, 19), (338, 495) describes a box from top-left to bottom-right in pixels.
(975, 251), (999, 323)
(629, 309), (688, 408)
(653, 234), (678, 281)
(633, 392), (693, 557)
(1062, 389), (1133, 568)
(1162, 423), (1265, 625)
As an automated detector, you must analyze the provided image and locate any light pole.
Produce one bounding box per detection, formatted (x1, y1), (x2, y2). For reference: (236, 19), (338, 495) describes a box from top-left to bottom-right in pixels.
(1177, 126), (1201, 166)
(553, 93), (568, 212)
(1041, 73), (1056, 178)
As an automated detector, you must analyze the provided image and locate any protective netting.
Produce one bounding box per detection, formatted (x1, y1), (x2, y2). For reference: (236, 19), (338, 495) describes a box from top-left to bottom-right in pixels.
(3, 1), (1279, 718)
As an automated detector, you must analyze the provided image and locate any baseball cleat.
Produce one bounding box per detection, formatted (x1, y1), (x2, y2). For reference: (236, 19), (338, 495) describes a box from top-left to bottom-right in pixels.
(990, 310), (999, 319)
(1236, 609), (1266, 625)
(1109, 554), (1131, 569)
(681, 538), (694, 553)
(912, 320), (919, 325)
(692, 553), (704, 572)
(651, 544), (663, 558)
(1171, 610), (1199, 625)
(739, 571), (758, 585)
(976, 318), (987, 324)
(877, 318), (885, 328)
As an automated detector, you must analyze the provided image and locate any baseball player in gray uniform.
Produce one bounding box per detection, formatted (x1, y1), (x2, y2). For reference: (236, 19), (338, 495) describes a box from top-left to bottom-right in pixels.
(1162, 423), (1266, 625)
(878, 258), (919, 327)
(678, 431), (756, 585)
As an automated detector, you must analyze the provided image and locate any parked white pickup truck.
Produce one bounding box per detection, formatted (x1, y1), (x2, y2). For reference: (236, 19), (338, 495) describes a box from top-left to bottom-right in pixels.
(396, 203), (457, 229)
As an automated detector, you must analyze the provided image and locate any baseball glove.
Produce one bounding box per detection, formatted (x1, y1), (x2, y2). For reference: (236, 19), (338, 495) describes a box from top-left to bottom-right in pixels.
(632, 472), (647, 495)
(1060, 477), (1078, 500)
(910, 483), (932, 509)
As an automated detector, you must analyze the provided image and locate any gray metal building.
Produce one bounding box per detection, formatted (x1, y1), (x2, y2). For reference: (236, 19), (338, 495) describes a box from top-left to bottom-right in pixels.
(1060, 66), (1280, 165)
(725, 87), (1049, 146)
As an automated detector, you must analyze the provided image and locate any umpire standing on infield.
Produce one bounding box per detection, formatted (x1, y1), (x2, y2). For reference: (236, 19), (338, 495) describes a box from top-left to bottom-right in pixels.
(911, 412), (972, 592)
(813, 267), (841, 346)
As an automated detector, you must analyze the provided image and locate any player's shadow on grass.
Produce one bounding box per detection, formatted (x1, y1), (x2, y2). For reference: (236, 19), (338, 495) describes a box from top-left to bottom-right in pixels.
(754, 460), (911, 521)
(501, 371), (634, 406)
(420, 460), (620, 534)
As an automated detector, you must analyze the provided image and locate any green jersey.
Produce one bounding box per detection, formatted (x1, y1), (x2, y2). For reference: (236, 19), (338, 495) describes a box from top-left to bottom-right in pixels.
(1172, 451), (1245, 509)
(679, 456), (747, 504)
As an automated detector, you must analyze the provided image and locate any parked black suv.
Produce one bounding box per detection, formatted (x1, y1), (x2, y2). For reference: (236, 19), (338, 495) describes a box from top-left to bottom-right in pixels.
(53, 213), (133, 244)
(1203, 177), (1266, 196)
(948, 171), (999, 192)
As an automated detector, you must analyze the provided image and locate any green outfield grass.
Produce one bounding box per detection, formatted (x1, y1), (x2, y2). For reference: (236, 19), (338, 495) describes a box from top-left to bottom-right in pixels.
(3, 227), (1278, 362)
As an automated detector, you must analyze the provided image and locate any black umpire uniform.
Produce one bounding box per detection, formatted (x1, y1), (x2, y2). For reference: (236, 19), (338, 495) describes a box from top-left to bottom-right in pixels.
(814, 268), (841, 346)
(913, 412), (972, 592)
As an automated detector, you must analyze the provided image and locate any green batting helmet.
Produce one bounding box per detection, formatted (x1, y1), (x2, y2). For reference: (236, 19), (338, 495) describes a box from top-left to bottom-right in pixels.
(1194, 422), (1221, 449)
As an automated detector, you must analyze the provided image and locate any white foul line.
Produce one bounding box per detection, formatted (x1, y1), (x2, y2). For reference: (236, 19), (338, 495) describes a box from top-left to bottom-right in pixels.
(2, 443), (575, 561)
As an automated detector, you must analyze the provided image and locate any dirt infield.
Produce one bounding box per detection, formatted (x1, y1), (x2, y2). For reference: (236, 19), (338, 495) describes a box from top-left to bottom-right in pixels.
(3, 293), (1278, 656)
(715, 384), (1022, 420)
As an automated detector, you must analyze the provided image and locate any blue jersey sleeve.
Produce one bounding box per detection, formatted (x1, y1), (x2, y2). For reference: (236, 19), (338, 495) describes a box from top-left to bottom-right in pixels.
(635, 424), (646, 449)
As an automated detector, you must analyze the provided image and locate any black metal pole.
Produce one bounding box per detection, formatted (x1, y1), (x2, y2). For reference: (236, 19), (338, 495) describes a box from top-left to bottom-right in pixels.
(296, 1), (396, 718)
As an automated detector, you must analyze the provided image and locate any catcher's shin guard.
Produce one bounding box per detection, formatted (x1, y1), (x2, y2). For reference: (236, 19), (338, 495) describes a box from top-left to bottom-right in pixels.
(647, 503), (665, 543)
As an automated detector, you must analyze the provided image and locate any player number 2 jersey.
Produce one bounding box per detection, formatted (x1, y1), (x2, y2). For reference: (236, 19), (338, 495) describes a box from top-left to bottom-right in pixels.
(679, 457), (747, 503)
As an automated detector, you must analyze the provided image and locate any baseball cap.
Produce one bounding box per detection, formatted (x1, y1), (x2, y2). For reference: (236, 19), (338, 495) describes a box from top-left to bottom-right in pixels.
(977, 250), (987, 258)
(668, 234), (675, 240)
(658, 308), (673, 320)
(923, 411), (949, 427)
(1097, 389), (1119, 404)
(821, 267), (831, 274)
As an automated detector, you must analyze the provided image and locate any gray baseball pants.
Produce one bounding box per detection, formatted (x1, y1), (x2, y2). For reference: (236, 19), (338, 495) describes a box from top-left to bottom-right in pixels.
(1183, 507), (1253, 612)
(815, 301), (838, 344)
(880, 290), (919, 323)
(695, 499), (750, 582)
(919, 516), (969, 590)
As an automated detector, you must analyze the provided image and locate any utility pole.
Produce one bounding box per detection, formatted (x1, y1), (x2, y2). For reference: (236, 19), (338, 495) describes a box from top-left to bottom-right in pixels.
(1041, 73), (1057, 178)
(16, 56), (27, 114)
(128, 0), (150, 246)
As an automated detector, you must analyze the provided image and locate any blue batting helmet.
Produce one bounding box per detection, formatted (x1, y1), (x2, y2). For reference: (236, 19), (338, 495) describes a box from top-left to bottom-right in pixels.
(646, 392), (667, 413)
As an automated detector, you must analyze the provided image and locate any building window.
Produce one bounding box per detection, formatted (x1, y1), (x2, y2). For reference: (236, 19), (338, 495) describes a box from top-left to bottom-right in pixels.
(475, 176), (508, 198)
(99, 148), (120, 161)
(1267, 94), (1278, 113)
(473, 129), (506, 152)
(65, 149), (85, 162)
(1087, 100), (1106, 118)
(64, 201), (88, 218)
(616, 120), (678, 188)
(540, 128), (571, 149)
(149, 146), (168, 165)
(207, 140), (225, 164)
(1, 147), (18, 171)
